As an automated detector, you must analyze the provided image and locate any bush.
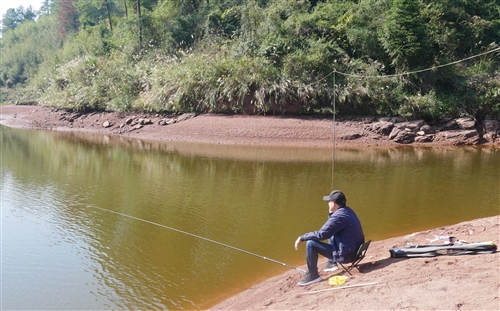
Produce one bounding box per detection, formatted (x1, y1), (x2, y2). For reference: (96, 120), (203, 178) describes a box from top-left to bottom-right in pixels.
(1, 0), (497, 119)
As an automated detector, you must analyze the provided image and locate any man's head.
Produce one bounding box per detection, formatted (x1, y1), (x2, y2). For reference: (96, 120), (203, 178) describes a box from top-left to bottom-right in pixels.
(323, 190), (346, 206)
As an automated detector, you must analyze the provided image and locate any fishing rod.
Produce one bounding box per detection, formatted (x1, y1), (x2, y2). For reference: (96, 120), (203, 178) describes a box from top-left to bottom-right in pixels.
(88, 205), (306, 274)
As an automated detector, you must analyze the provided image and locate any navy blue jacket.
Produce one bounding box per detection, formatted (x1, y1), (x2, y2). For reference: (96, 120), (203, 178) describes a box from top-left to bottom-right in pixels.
(300, 206), (364, 263)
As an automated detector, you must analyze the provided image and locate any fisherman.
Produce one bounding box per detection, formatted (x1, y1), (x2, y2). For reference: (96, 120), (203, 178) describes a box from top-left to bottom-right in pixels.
(294, 190), (364, 286)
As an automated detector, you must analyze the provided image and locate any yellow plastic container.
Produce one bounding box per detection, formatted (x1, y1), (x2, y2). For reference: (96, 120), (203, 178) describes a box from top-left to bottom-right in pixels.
(329, 275), (348, 286)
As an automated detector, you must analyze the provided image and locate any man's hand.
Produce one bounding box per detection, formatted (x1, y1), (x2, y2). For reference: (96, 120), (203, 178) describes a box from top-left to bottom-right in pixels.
(294, 237), (302, 250)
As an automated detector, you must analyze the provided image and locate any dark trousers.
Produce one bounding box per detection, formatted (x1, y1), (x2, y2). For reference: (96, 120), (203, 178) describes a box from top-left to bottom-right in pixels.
(305, 239), (334, 276)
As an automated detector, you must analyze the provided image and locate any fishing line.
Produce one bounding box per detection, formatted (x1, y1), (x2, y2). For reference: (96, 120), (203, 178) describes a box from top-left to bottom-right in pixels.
(314, 46), (500, 82)
(331, 69), (336, 189)
(87, 205), (306, 274)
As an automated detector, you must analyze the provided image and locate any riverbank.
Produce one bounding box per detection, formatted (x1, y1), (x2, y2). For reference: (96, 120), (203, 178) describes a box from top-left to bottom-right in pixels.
(210, 216), (499, 310)
(1, 105), (499, 147)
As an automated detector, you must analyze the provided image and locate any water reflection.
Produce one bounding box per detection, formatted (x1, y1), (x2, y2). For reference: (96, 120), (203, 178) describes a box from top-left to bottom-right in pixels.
(1, 126), (498, 310)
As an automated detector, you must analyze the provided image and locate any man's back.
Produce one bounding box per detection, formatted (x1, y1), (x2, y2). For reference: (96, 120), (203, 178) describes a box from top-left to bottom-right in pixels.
(330, 206), (364, 262)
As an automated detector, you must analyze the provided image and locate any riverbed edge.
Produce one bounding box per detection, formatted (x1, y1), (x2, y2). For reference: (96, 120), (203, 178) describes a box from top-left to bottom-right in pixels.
(208, 215), (499, 310)
(1, 105), (500, 148)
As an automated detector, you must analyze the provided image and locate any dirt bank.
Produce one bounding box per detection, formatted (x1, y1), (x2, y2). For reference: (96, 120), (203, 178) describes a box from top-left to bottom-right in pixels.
(210, 216), (499, 310)
(2, 105), (499, 147)
(0, 105), (390, 147)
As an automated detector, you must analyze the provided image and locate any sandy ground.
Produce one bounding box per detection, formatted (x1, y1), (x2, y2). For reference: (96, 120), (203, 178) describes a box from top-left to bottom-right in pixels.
(1, 105), (499, 310)
(0, 105), (439, 148)
(209, 216), (499, 310)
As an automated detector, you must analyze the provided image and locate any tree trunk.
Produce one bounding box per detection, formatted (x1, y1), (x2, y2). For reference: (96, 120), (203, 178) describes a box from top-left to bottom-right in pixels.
(104, 0), (113, 31)
(137, 0), (142, 47)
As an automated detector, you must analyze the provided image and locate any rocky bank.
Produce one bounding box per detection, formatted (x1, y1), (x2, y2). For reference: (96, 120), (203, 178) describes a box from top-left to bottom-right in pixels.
(1, 105), (499, 147)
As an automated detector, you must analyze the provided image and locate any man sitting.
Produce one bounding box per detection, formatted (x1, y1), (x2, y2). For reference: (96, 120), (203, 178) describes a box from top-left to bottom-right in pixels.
(294, 190), (365, 286)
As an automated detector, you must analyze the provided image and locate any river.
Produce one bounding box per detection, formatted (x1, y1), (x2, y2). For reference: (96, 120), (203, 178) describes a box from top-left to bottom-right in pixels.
(1, 126), (498, 310)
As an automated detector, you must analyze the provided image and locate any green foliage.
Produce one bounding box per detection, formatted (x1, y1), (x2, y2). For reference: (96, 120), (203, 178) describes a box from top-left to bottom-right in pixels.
(1, 0), (499, 120)
(39, 54), (147, 112)
(207, 6), (242, 37)
(39, 0), (57, 16)
(147, 0), (204, 51)
(343, 0), (390, 62)
(421, 0), (500, 58)
(0, 15), (62, 87)
(1, 6), (36, 32)
(141, 46), (279, 113)
(379, 0), (431, 72)
(462, 59), (500, 120)
(74, 24), (114, 56)
(75, 0), (115, 29)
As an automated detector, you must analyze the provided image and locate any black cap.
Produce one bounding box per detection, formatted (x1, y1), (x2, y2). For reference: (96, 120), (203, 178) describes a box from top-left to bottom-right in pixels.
(323, 190), (346, 204)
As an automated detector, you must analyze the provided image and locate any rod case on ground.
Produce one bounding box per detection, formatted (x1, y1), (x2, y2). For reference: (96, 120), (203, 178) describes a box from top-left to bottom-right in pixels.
(389, 242), (497, 258)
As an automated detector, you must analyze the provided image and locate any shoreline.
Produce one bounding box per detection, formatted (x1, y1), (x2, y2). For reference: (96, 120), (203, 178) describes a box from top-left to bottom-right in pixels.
(0, 105), (397, 148)
(209, 215), (499, 310)
(1, 105), (499, 149)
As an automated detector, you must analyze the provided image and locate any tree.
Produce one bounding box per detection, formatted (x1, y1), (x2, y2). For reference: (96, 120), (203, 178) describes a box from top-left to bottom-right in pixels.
(58, 0), (80, 37)
(0, 14), (62, 87)
(124, 0), (128, 18)
(105, 0), (113, 31)
(137, 0), (142, 46)
(24, 6), (37, 21)
(1, 6), (37, 33)
(2, 8), (24, 31)
(379, 0), (431, 72)
(75, 0), (115, 31)
(39, 0), (57, 16)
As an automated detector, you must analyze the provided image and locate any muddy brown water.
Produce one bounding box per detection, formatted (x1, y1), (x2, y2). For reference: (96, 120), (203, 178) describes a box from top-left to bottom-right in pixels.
(2, 126), (498, 310)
